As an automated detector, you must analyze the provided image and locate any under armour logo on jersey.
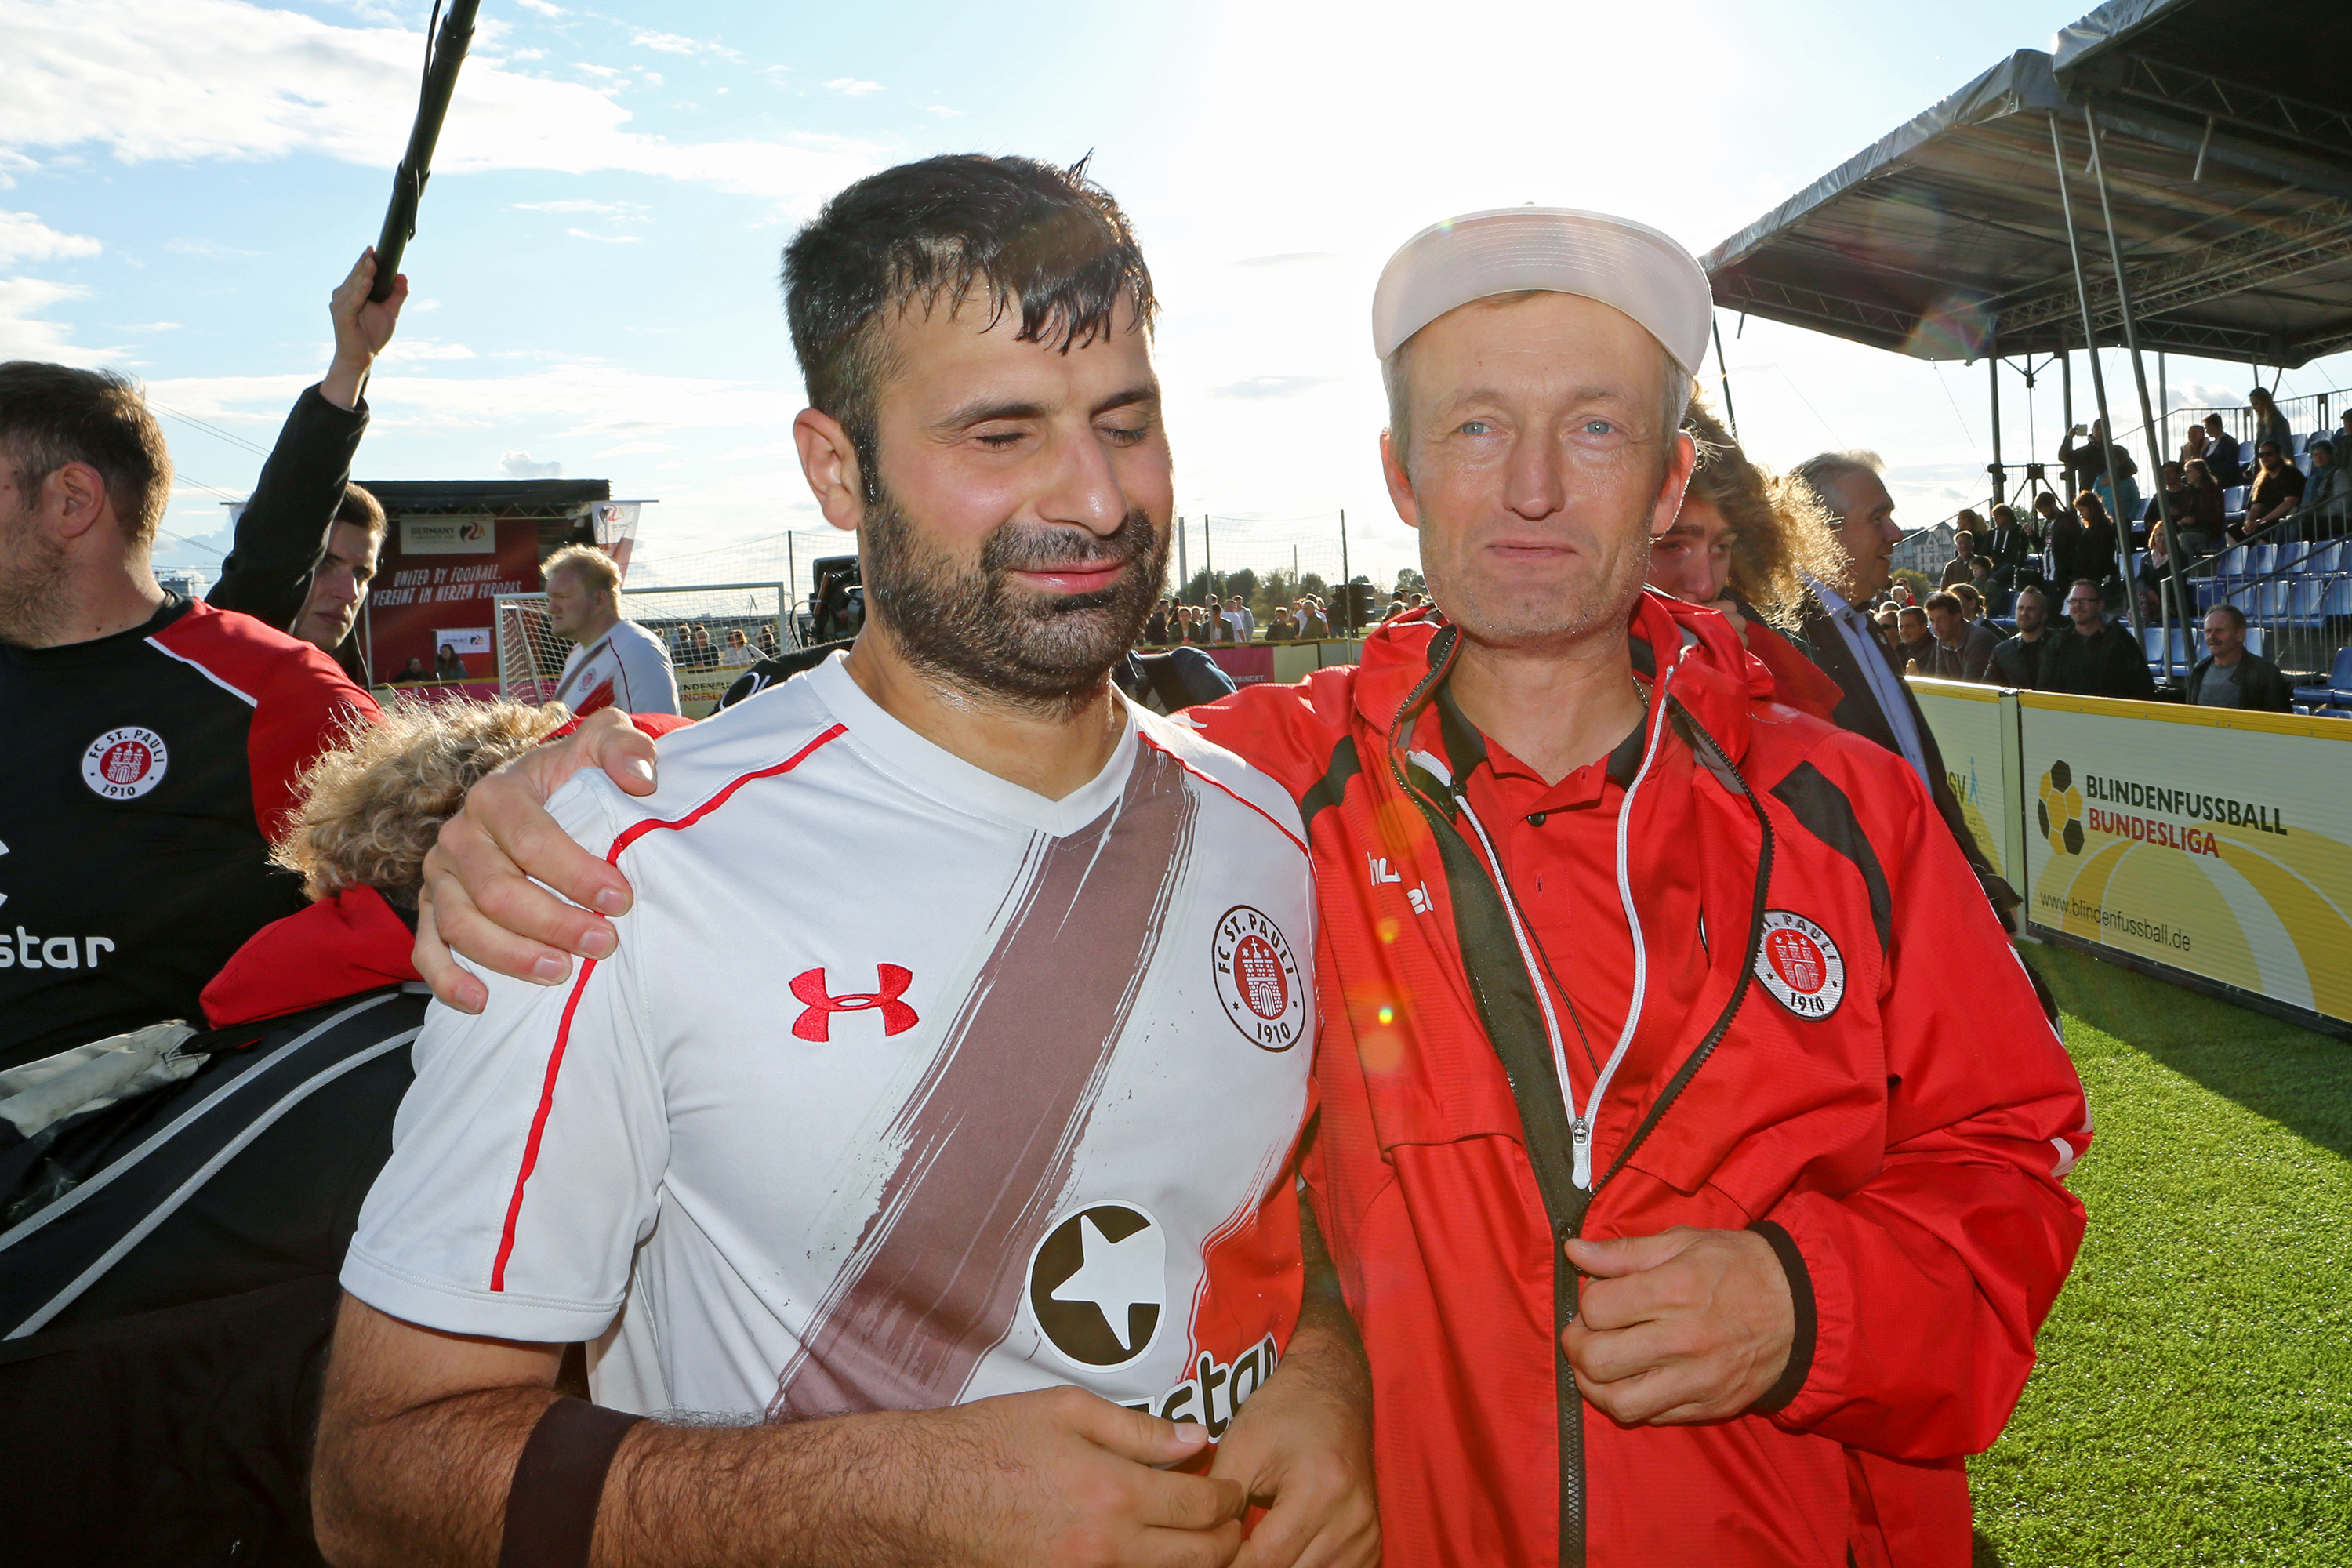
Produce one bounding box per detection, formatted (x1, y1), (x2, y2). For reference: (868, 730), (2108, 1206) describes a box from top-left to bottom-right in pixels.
(789, 964), (919, 1042)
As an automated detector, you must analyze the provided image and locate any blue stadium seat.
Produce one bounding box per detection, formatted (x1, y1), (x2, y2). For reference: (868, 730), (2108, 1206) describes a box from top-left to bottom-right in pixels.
(2224, 485), (2249, 513)
(2249, 543), (2279, 577)
(2215, 544), (2249, 582)
(2325, 578), (2352, 619)
(2292, 645), (2352, 707)
(2287, 578), (2325, 627)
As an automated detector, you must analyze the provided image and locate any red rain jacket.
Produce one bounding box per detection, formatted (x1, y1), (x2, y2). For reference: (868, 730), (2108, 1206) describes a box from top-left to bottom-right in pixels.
(1189, 594), (2090, 1567)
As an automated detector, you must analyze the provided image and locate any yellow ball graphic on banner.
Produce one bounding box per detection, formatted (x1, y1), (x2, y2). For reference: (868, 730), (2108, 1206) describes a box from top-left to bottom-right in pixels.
(2038, 760), (2085, 856)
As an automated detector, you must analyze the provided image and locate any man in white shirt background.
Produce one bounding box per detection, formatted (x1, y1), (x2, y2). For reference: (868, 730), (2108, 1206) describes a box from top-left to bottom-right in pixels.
(543, 543), (681, 717)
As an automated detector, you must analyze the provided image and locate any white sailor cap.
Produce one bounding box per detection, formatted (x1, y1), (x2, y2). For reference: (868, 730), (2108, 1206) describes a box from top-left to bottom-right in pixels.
(1371, 206), (1714, 376)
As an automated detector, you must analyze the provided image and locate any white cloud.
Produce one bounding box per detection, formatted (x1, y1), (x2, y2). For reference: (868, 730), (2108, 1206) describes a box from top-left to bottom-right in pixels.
(566, 227), (641, 244)
(822, 78), (882, 96)
(500, 450), (564, 478)
(595, 440), (678, 457)
(632, 31), (735, 60)
(0, 274), (100, 362)
(506, 47), (546, 61)
(514, 0), (562, 15)
(927, 105), (962, 119)
(0, 0), (879, 213)
(0, 209), (101, 263)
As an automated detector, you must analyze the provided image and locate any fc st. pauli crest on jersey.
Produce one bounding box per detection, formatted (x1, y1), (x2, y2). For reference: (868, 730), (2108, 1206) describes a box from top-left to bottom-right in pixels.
(1211, 905), (1303, 1051)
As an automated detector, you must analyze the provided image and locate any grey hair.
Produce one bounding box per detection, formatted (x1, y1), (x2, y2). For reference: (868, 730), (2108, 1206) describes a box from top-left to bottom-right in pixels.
(1788, 449), (1887, 521)
(1381, 298), (1691, 475)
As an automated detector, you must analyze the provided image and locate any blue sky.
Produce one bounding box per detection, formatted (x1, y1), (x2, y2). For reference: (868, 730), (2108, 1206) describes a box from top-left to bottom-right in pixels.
(5, 0), (2346, 598)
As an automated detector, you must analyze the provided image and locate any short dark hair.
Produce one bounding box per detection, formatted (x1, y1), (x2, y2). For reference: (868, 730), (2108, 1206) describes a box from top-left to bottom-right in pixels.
(2206, 602), (2248, 630)
(782, 154), (1156, 502)
(2068, 577), (2103, 597)
(0, 361), (172, 546)
(337, 481), (387, 539)
(1925, 590), (1962, 615)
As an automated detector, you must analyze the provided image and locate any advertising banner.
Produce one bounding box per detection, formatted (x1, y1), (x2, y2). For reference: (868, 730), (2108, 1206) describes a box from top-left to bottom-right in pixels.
(368, 520), (543, 681)
(1909, 677), (2023, 887)
(1209, 646), (1276, 686)
(2016, 693), (2352, 1025)
(398, 515), (497, 554)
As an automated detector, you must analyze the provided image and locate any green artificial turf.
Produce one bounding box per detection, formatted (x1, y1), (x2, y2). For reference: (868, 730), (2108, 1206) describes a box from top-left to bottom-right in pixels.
(1967, 943), (2352, 1566)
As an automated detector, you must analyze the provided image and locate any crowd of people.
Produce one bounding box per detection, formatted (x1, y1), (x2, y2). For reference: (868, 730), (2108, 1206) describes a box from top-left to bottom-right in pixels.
(6, 157), (2123, 1568)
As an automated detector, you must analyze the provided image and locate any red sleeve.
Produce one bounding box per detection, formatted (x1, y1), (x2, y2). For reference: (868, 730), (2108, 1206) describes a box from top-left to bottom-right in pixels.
(249, 638), (381, 844)
(1762, 743), (2091, 1460)
(155, 602), (381, 845)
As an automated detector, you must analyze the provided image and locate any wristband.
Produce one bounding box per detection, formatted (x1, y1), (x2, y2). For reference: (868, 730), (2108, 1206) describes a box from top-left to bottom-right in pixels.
(498, 1397), (644, 1568)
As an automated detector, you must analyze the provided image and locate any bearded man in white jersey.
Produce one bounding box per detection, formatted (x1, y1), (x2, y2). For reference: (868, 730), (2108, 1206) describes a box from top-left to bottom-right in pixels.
(313, 155), (1374, 1568)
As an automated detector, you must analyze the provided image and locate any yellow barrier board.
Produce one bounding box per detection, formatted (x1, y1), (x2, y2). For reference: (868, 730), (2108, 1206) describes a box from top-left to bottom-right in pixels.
(2016, 692), (2352, 1025)
(1908, 678), (2022, 886)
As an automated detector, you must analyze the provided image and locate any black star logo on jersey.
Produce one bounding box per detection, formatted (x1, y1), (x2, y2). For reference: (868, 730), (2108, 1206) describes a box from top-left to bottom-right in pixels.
(1028, 1203), (1165, 1369)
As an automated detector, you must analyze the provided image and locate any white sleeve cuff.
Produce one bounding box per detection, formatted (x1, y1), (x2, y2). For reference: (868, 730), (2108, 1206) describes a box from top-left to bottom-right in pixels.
(340, 1243), (622, 1345)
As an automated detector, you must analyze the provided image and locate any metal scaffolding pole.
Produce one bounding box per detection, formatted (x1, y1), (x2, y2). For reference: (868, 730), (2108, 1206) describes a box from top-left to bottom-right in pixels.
(1712, 317), (1740, 440)
(2047, 111), (2144, 646)
(2085, 103), (2191, 677)
(1988, 348), (2006, 508)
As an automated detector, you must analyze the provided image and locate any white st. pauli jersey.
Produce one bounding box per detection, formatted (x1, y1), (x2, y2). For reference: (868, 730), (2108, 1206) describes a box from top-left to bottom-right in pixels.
(347, 654), (1315, 1428)
(552, 616), (681, 717)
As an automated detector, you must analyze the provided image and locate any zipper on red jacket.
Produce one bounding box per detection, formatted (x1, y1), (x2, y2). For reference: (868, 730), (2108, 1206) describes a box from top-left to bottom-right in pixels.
(1377, 626), (1777, 1566)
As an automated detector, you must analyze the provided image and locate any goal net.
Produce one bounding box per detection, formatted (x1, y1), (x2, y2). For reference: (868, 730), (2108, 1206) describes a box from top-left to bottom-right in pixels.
(495, 582), (792, 717)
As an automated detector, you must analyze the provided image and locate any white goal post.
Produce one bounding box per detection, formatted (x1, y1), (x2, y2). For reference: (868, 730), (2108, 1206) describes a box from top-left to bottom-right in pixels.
(495, 581), (793, 718)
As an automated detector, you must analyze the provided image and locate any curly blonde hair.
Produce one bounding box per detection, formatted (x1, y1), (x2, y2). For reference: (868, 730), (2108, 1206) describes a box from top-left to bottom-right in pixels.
(1680, 395), (1846, 630)
(274, 697), (573, 908)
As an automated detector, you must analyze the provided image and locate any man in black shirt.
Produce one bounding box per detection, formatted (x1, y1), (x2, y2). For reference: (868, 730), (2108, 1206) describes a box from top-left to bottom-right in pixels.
(2038, 578), (2155, 699)
(208, 249), (408, 684)
(0, 364), (375, 1072)
(1988, 585), (2049, 688)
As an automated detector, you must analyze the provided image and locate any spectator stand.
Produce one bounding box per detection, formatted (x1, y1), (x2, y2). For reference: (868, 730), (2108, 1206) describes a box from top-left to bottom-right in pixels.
(1700, 1), (2352, 692)
(495, 582), (789, 717)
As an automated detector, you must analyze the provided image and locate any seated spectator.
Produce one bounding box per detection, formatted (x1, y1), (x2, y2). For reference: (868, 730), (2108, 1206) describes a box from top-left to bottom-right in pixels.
(1893, 603), (1936, 672)
(2185, 604), (2291, 712)
(2142, 461), (2190, 534)
(718, 627), (757, 668)
(0, 697), (687, 1566)
(2234, 440), (2304, 538)
(1940, 523), (1983, 589)
(2176, 459), (2226, 554)
(434, 642), (467, 681)
(2248, 386), (2293, 466)
(1990, 584), (2051, 688)
(2297, 440), (2347, 534)
(0, 363), (379, 1073)
(2039, 578), (2155, 699)
(2136, 522), (2190, 629)
(2201, 414), (2244, 486)
(1948, 579), (1991, 624)
(209, 249), (407, 684)
(1924, 590), (2000, 681)
(397, 655), (429, 682)
(2180, 421), (2209, 469)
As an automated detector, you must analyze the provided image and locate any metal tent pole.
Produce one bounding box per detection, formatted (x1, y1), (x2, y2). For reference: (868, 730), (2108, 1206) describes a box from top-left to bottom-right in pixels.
(2085, 103), (2190, 677)
(1988, 348), (2005, 508)
(1338, 509), (1350, 632)
(2047, 111), (2143, 645)
(1176, 514), (1188, 597)
(1712, 316), (1739, 440)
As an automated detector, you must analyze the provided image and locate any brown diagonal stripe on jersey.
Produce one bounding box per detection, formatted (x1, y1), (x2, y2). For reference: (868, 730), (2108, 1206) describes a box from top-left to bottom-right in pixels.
(769, 742), (1198, 1420)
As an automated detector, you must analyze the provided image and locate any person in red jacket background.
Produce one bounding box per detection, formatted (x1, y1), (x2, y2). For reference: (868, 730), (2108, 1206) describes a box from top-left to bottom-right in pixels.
(403, 207), (2092, 1567)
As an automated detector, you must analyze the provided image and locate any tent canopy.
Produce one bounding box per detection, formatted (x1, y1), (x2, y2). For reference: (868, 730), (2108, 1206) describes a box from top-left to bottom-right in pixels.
(1701, 2), (2352, 368)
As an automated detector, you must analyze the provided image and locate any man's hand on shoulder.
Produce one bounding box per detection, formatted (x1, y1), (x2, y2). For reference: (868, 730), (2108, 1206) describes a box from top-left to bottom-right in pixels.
(413, 708), (657, 1014)
(1560, 1225), (1795, 1425)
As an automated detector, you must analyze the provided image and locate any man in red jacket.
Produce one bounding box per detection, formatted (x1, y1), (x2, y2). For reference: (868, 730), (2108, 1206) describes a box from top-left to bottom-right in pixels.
(409, 207), (2090, 1566)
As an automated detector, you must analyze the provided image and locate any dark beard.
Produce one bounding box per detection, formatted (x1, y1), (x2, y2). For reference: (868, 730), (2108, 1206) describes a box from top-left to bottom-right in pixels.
(0, 505), (72, 648)
(858, 483), (1167, 715)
